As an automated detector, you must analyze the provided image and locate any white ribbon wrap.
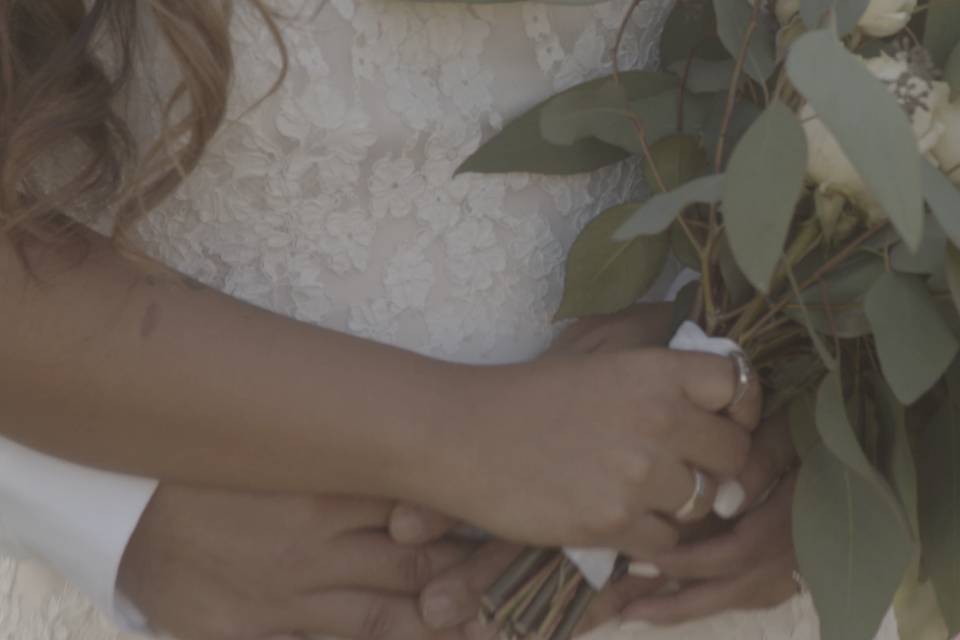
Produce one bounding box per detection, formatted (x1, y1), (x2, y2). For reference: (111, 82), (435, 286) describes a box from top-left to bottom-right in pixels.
(562, 321), (744, 590)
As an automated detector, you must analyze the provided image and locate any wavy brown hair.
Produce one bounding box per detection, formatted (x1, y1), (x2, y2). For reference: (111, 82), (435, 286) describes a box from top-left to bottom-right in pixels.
(0, 0), (286, 246)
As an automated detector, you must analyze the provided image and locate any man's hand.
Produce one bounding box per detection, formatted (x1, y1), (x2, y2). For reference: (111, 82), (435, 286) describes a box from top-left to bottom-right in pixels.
(118, 486), (475, 640)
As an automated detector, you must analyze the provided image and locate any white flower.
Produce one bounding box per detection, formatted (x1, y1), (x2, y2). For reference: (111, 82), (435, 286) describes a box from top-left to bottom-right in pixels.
(773, 0), (914, 37)
(932, 99), (960, 185)
(802, 52), (950, 218)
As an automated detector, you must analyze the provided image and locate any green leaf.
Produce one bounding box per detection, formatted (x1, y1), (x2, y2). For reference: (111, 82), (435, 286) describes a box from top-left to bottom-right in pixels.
(917, 368), (960, 634)
(786, 253), (883, 338)
(945, 243), (960, 316)
(458, 71), (675, 176)
(865, 272), (959, 404)
(794, 442), (914, 640)
(800, 0), (870, 34)
(722, 102), (807, 291)
(924, 0), (960, 68)
(701, 94), (762, 166)
(667, 58), (735, 94)
(890, 216), (947, 275)
(643, 134), (708, 192)
(670, 281), (701, 336)
(713, 0), (777, 83)
(872, 374), (919, 536)
(923, 160), (960, 247)
(556, 204), (670, 319)
(786, 30), (924, 250)
(717, 234), (754, 307)
(661, 0), (730, 66)
(786, 263), (837, 370)
(612, 173), (725, 241)
(946, 43), (960, 101)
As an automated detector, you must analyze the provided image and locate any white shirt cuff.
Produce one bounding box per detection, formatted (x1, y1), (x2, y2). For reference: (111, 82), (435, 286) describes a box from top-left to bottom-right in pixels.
(0, 436), (158, 631)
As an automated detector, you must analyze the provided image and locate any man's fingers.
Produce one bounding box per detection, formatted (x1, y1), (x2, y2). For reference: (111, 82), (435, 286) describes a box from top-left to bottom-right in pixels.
(673, 350), (762, 430)
(328, 532), (475, 593)
(671, 407), (751, 479)
(290, 590), (467, 640)
(737, 414), (797, 514)
(620, 555), (797, 626)
(419, 541), (524, 629)
(652, 474), (795, 580)
(390, 504), (459, 544)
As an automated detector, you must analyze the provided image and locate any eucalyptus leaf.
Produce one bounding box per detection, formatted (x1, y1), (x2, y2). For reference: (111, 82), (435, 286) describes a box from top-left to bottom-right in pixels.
(786, 263), (837, 369)
(800, 0), (871, 34)
(786, 253), (883, 338)
(458, 71), (677, 176)
(924, 0), (960, 68)
(713, 0), (777, 83)
(922, 160), (960, 247)
(613, 173), (725, 241)
(667, 58), (736, 94)
(917, 370), (960, 634)
(661, 0), (730, 66)
(717, 234), (754, 307)
(946, 43), (960, 101)
(670, 281), (701, 336)
(890, 216), (947, 275)
(794, 442), (914, 640)
(872, 374), (919, 536)
(865, 272), (959, 404)
(701, 96), (762, 167)
(786, 31), (924, 250)
(723, 102), (808, 291)
(556, 204), (670, 319)
(643, 134), (708, 192)
(945, 243), (960, 316)
(629, 91), (710, 148)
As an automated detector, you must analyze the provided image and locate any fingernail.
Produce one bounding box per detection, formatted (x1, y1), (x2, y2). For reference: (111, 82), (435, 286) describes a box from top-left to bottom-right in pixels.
(390, 509), (425, 542)
(627, 562), (662, 578)
(713, 480), (746, 518)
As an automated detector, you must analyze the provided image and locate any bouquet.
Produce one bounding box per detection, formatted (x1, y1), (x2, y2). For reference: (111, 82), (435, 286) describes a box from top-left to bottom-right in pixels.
(452, 0), (960, 639)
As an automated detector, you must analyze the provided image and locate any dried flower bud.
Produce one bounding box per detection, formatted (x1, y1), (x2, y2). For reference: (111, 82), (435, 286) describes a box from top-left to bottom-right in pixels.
(802, 52), (950, 220)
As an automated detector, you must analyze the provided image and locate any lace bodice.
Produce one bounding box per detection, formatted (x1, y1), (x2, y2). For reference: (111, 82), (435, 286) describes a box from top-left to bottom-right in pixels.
(1, 1), (900, 639)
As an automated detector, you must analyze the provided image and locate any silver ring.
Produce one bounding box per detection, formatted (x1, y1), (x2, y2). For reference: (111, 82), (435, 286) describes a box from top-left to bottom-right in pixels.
(726, 350), (752, 412)
(675, 468), (708, 520)
(791, 570), (807, 595)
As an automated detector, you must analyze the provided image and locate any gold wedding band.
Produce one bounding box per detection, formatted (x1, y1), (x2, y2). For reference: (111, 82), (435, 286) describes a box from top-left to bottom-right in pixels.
(726, 350), (752, 412)
(675, 468), (708, 520)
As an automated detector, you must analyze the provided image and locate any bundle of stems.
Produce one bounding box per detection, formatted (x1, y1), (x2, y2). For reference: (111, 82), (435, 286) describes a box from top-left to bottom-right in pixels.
(480, 550), (628, 640)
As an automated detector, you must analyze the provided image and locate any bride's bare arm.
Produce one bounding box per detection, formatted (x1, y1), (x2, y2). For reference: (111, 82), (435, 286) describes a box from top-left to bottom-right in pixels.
(0, 224), (762, 553)
(0, 225), (469, 499)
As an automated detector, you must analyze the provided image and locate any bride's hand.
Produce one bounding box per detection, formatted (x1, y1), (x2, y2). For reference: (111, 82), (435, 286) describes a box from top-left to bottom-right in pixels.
(416, 303), (762, 559)
(621, 412), (800, 625)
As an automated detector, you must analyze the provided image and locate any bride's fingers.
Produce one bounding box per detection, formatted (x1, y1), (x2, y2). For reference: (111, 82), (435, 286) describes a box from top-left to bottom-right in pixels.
(419, 541), (523, 629)
(672, 351), (762, 430)
(389, 503), (459, 545)
(648, 476), (795, 581)
(620, 554), (797, 626)
(670, 407), (751, 479)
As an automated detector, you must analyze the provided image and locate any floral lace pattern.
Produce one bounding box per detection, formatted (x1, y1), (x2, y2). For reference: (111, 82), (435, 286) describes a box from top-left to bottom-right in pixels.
(2, 1), (899, 638)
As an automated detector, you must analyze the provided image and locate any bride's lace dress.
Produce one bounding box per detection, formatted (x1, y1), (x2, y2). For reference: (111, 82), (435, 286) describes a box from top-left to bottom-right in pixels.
(0, 1), (900, 638)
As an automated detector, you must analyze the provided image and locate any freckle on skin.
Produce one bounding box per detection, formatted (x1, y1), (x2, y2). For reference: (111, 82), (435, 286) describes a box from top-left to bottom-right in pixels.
(141, 303), (161, 339)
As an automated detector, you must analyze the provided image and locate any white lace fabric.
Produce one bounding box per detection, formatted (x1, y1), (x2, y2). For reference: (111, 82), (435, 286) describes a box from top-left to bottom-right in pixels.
(1, 1), (898, 638)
